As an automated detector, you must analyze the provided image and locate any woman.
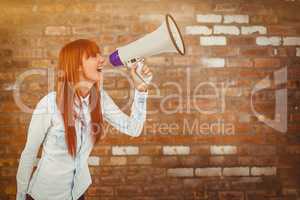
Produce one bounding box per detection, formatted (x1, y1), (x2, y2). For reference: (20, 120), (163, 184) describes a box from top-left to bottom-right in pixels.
(16, 39), (152, 200)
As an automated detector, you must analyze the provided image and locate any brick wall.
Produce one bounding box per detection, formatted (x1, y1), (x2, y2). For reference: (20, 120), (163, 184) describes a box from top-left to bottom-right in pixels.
(1, 0), (300, 199)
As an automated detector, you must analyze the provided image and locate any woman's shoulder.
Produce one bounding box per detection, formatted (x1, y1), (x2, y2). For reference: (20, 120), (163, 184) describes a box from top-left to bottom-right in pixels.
(33, 91), (57, 114)
(38, 91), (56, 104)
(100, 87), (110, 97)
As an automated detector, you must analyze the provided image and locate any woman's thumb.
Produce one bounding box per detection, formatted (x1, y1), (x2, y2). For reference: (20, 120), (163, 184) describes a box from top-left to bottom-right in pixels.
(130, 63), (137, 76)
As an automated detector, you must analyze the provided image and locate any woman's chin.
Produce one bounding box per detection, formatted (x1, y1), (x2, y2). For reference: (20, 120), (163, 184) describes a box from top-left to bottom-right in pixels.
(87, 74), (102, 82)
(96, 74), (102, 81)
(84, 78), (99, 84)
(92, 76), (102, 83)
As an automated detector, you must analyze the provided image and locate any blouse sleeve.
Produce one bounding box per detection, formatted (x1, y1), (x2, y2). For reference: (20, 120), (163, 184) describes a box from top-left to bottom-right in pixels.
(101, 89), (148, 137)
(16, 94), (52, 200)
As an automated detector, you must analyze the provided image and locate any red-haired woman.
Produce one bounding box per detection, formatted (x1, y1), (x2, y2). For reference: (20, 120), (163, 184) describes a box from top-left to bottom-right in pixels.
(16, 39), (152, 200)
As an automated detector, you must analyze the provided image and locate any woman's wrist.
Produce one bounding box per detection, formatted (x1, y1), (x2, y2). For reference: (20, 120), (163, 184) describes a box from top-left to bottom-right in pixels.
(137, 88), (147, 92)
(135, 84), (148, 92)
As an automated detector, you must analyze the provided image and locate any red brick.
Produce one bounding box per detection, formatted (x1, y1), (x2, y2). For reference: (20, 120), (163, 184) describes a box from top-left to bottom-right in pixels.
(238, 145), (276, 156)
(143, 185), (167, 196)
(115, 185), (143, 196)
(240, 4), (272, 15)
(190, 145), (210, 155)
(254, 58), (281, 68)
(0, 114), (20, 125)
(178, 156), (209, 167)
(250, 15), (278, 24)
(127, 156), (152, 165)
(91, 145), (111, 156)
(219, 191), (244, 200)
(275, 47), (296, 57)
(184, 35), (201, 46)
(286, 145), (300, 154)
(187, 46), (211, 56)
(239, 47), (273, 57)
(238, 156), (278, 166)
(228, 37), (255, 46)
(101, 156), (127, 166)
(226, 58), (253, 68)
(152, 156), (179, 167)
(139, 145), (162, 155)
(99, 34), (116, 44)
(268, 25), (298, 35)
(209, 156), (238, 166)
(214, 3), (239, 12)
(210, 47), (239, 57)
(173, 56), (197, 66)
(239, 69), (270, 78)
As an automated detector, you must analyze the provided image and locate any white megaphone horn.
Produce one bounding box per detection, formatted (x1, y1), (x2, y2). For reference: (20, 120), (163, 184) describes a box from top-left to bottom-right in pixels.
(109, 14), (185, 83)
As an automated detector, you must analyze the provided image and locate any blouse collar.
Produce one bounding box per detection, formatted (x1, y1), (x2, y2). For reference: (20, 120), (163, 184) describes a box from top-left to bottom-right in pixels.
(74, 93), (90, 107)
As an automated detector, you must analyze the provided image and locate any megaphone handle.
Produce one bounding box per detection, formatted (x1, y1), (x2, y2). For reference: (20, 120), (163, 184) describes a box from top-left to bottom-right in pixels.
(136, 60), (153, 84)
(126, 58), (152, 84)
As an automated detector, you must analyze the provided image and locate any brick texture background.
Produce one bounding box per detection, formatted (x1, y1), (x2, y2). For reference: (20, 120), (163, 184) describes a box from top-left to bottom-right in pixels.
(1, 0), (300, 200)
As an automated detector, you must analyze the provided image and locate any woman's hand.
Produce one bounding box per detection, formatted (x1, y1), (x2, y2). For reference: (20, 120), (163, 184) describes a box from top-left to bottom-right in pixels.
(130, 61), (152, 92)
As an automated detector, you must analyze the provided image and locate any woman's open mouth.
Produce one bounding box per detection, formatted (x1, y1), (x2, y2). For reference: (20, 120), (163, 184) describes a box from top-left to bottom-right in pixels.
(97, 67), (103, 72)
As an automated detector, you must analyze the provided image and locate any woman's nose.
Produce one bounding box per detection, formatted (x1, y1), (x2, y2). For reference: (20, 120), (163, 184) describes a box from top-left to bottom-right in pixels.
(99, 56), (106, 65)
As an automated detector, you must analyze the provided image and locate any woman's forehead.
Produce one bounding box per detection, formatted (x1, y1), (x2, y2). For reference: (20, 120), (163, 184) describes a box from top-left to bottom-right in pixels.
(84, 48), (101, 55)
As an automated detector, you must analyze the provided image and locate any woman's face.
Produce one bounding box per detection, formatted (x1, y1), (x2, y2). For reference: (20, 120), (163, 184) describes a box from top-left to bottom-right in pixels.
(80, 53), (106, 83)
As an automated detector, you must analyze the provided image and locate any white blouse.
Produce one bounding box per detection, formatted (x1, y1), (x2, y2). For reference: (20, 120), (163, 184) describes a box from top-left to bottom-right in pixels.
(16, 88), (148, 200)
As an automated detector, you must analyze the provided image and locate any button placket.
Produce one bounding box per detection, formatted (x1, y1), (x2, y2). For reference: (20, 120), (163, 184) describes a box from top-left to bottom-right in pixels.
(74, 97), (89, 174)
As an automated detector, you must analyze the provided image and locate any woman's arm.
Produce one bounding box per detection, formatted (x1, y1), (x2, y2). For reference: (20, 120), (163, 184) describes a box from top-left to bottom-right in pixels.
(101, 89), (148, 137)
(16, 94), (52, 200)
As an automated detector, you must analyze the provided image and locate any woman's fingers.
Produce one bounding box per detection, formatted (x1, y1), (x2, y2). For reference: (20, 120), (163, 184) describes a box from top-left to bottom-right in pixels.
(146, 71), (152, 77)
(137, 84), (147, 91)
(141, 65), (151, 76)
(129, 60), (152, 92)
(130, 63), (138, 76)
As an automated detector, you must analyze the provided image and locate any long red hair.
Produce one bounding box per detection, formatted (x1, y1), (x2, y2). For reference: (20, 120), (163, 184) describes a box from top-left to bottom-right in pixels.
(56, 39), (103, 158)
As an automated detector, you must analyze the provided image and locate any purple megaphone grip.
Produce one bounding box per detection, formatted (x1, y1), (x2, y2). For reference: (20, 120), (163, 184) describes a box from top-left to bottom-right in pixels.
(109, 50), (123, 67)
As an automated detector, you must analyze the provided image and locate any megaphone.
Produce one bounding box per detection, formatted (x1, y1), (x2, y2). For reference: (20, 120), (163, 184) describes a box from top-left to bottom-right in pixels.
(109, 14), (185, 83)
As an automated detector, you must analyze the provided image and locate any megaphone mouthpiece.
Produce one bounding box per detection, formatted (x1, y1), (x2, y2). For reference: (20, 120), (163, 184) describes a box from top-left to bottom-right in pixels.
(109, 50), (123, 67)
